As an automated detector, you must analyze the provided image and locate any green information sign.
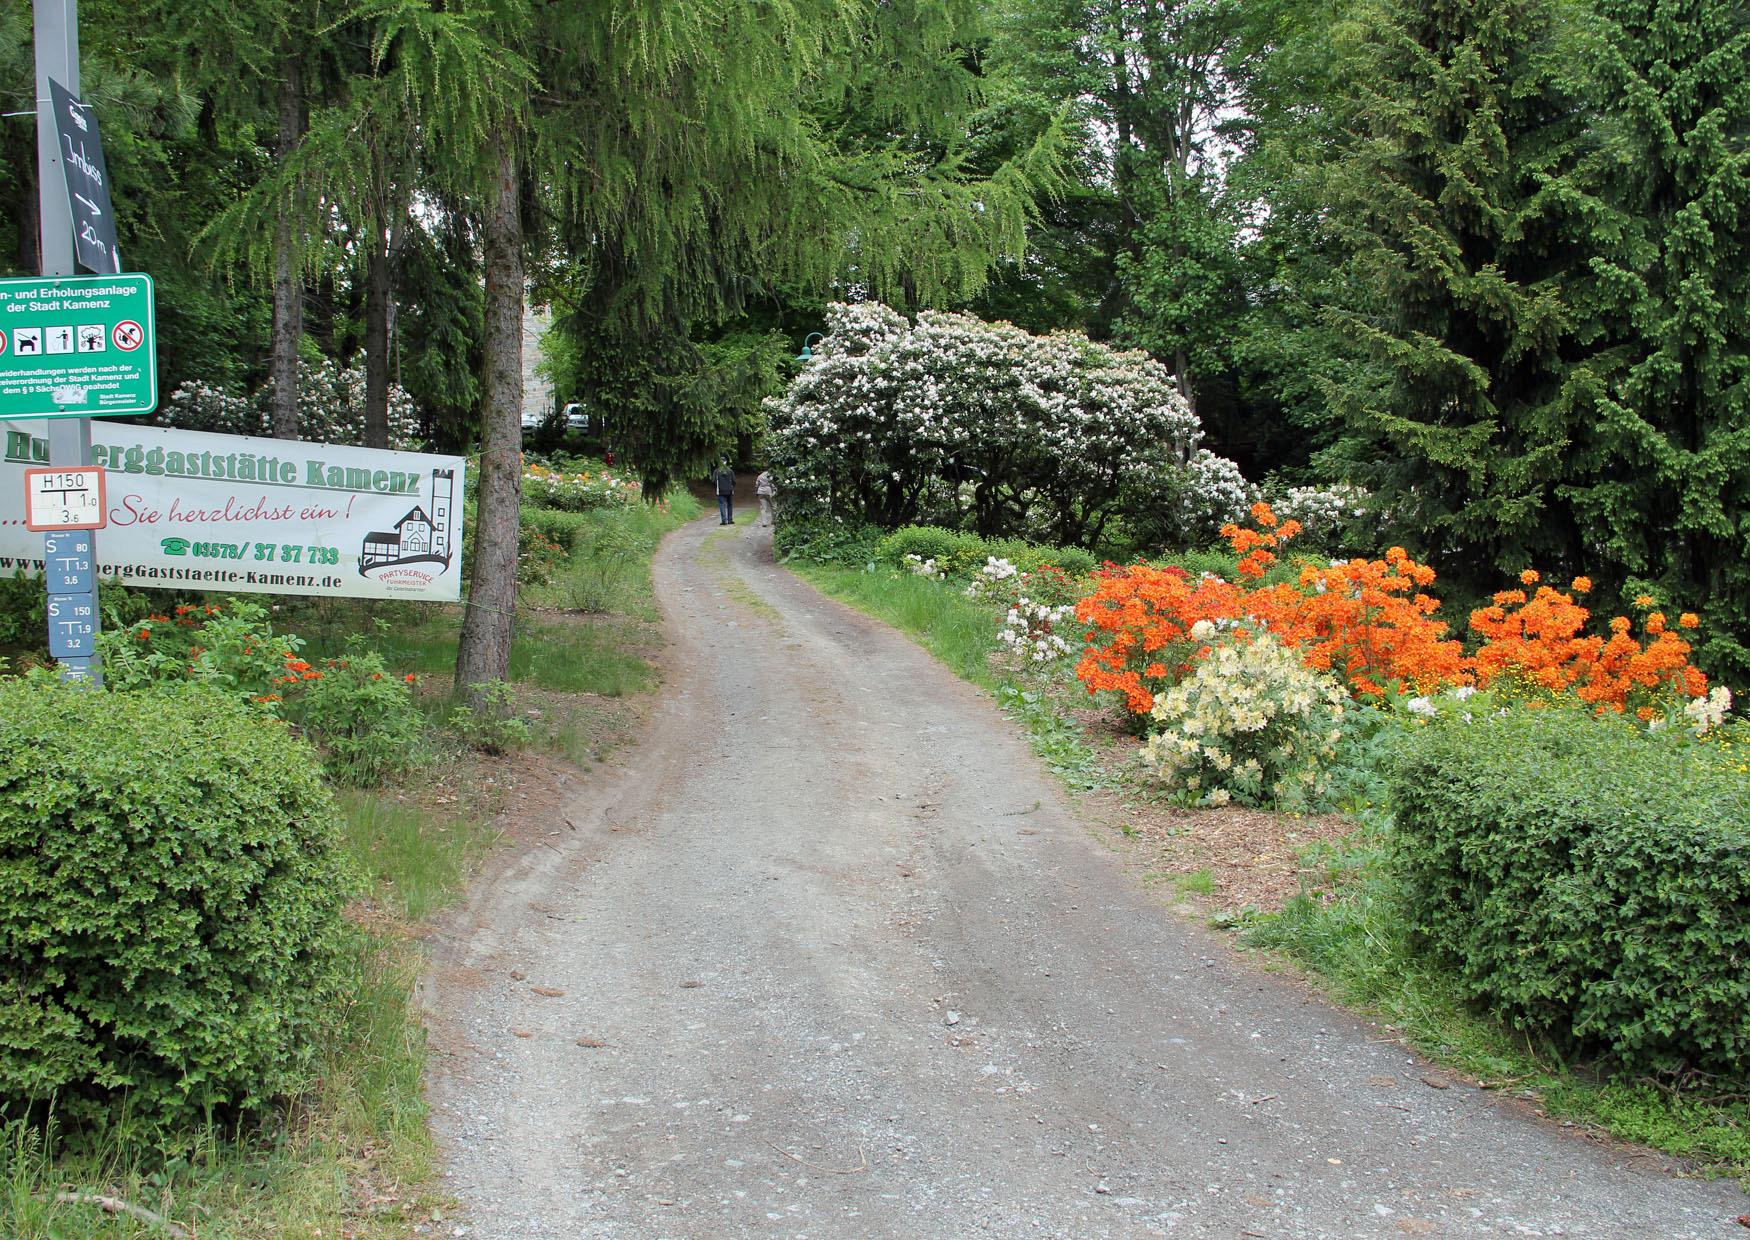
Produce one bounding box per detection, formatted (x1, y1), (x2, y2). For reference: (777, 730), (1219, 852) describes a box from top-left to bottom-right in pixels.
(0, 273), (155, 421)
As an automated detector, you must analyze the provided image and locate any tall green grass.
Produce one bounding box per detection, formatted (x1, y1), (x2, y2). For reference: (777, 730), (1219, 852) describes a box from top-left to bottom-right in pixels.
(292, 493), (699, 696)
(795, 563), (1004, 687)
(336, 790), (498, 921)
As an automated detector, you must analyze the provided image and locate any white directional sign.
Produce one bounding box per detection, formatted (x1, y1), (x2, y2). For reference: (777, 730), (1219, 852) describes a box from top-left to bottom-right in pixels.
(24, 465), (106, 531)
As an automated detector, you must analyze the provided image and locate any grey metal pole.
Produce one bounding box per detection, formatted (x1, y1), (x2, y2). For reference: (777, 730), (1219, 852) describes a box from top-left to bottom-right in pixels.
(35, 0), (91, 469)
(35, 0), (99, 685)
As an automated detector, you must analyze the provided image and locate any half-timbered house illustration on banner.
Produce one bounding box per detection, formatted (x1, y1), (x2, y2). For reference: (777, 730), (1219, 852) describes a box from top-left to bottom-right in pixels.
(360, 468), (457, 579)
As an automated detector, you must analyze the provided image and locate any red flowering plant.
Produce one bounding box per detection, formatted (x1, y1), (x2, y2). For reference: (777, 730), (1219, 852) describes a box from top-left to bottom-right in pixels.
(96, 598), (305, 710)
(292, 635), (425, 783)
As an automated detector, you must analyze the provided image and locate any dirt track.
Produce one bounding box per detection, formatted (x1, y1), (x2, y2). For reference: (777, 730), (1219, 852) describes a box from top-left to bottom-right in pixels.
(423, 516), (1747, 1238)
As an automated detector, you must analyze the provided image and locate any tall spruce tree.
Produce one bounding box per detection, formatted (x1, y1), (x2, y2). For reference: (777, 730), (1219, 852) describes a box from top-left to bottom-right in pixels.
(1577, 0), (1750, 677)
(1316, 0), (1620, 592)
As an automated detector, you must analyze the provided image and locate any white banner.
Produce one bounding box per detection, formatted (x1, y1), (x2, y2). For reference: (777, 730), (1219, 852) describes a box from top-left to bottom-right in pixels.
(1, 420), (465, 601)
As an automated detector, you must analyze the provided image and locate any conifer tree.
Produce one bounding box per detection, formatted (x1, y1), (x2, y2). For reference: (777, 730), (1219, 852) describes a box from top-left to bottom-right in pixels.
(455, 0), (1058, 694)
(1576, 0), (1750, 676)
(1316, 0), (1619, 591)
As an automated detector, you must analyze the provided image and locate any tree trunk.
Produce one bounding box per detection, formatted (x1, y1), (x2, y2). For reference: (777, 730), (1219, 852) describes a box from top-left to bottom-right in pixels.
(364, 190), (409, 449)
(364, 239), (392, 449)
(1174, 346), (1197, 417)
(270, 47), (305, 440)
(454, 135), (523, 706)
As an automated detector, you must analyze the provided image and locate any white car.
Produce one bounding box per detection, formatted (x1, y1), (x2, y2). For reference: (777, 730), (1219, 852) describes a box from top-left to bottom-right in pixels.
(563, 402), (589, 432)
(520, 409), (543, 431)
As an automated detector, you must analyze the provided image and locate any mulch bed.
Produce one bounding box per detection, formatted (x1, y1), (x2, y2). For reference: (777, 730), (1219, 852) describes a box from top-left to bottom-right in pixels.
(1067, 699), (1357, 917)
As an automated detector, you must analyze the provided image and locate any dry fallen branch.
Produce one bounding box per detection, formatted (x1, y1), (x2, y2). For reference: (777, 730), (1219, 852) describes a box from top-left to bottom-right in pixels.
(762, 1138), (868, 1175)
(50, 1192), (191, 1238)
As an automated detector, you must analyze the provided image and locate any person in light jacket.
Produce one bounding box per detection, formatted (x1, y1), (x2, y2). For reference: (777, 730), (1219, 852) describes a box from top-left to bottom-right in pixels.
(755, 470), (777, 528)
(714, 460), (736, 525)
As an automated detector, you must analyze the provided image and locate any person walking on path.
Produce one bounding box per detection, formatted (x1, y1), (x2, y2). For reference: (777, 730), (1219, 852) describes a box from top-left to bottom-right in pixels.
(714, 460), (736, 525)
(755, 469), (777, 528)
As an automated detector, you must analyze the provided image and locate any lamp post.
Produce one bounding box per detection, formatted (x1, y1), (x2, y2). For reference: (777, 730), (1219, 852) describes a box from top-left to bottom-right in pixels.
(796, 332), (824, 361)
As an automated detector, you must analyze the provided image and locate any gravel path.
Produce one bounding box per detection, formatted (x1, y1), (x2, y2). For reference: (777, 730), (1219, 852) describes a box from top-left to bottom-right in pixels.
(424, 517), (1747, 1238)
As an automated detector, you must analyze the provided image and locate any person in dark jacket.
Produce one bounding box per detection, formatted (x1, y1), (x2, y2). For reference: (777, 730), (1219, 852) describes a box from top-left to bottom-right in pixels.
(714, 460), (736, 525)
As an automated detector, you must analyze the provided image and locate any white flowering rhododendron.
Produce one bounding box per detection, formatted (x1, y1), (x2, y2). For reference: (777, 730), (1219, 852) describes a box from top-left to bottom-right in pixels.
(964, 556), (1020, 600)
(1265, 483), (1370, 543)
(1143, 626), (1348, 809)
(765, 302), (1250, 545)
(999, 597), (1078, 663)
(160, 359), (421, 448)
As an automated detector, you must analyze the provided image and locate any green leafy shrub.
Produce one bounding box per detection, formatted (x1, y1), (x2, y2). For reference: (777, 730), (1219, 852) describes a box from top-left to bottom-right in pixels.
(1156, 547), (1241, 581)
(520, 505), (596, 553)
(1391, 708), (1750, 1074)
(450, 682), (532, 753)
(0, 574), (45, 650)
(517, 519), (569, 586)
(289, 642), (426, 785)
(0, 681), (352, 1132)
(981, 536), (1098, 578)
(875, 526), (990, 577)
(774, 514), (884, 566)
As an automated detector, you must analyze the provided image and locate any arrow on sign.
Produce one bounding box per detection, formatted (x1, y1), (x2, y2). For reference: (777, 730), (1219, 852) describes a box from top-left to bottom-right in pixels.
(73, 193), (102, 218)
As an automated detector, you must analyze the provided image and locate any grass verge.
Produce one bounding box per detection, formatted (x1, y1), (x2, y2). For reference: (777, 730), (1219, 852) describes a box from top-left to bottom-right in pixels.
(794, 563), (1005, 688)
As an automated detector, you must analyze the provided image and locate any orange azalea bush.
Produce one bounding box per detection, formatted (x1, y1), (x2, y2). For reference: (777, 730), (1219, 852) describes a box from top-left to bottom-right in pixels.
(1248, 548), (1468, 698)
(1470, 578), (1707, 714)
(1075, 505), (1466, 714)
(1074, 562), (1241, 714)
(1076, 505), (1711, 721)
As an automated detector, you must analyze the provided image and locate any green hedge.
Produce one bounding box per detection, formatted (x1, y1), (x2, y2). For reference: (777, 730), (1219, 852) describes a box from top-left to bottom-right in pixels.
(0, 681), (352, 1131)
(874, 525), (1097, 578)
(1390, 708), (1750, 1074)
(983, 536), (1098, 578)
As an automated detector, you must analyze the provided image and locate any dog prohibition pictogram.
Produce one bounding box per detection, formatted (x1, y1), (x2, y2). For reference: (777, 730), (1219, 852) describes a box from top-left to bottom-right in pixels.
(112, 320), (144, 351)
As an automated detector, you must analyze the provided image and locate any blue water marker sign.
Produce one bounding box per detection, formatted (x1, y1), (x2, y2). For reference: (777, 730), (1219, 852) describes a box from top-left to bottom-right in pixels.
(47, 591), (97, 658)
(42, 528), (94, 592)
(41, 527), (101, 683)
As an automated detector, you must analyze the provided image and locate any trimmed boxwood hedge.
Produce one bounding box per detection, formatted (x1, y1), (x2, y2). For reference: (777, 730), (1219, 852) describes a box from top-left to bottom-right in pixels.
(0, 680), (352, 1131)
(1390, 708), (1750, 1074)
(875, 525), (1098, 578)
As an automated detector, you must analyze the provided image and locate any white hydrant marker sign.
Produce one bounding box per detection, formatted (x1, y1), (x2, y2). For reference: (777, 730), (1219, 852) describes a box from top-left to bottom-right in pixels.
(24, 465), (105, 530)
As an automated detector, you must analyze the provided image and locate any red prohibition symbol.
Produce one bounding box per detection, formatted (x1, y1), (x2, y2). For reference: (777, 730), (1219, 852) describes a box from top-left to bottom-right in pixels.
(112, 320), (144, 351)
(0, 329), (7, 355)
